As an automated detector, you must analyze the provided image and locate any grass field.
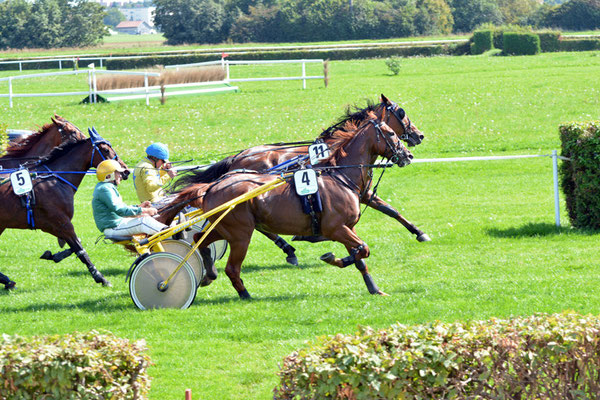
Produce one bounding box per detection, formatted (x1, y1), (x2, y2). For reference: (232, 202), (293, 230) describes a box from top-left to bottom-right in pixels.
(0, 51), (599, 399)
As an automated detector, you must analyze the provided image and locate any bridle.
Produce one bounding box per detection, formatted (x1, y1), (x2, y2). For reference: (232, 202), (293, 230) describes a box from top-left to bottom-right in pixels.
(370, 119), (408, 165)
(383, 100), (421, 146)
(88, 127), (119, 169)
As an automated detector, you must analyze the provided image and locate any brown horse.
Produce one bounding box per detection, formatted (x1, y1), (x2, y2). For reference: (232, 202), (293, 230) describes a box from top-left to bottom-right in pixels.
(0, 130), (128, 287)
(1, 115), (85, 169)
(162, 113), (412, 298)
(173, 94), (428, 266)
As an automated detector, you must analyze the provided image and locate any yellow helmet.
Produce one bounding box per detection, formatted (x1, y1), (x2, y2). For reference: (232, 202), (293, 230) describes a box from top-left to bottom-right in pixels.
(96, 159), (125, 182)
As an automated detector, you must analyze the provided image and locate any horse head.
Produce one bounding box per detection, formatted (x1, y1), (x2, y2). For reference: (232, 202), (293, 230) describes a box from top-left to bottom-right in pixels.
(375, 120), (413, 168)
(51, 115), (86, 143)
(380, 94), (424, 147)
(88, 127), (129, 178)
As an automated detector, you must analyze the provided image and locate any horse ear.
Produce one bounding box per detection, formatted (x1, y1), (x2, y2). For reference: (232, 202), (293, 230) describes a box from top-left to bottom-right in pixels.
(87, 127), (93, 137)
(381, 94), (390, 104)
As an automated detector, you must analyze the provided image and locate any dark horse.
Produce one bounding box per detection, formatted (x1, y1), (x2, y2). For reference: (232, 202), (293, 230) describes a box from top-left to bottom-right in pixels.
(161, 113), (412, 298)
(1, 115), (85, 169)
(173, 94), (428, 266)
(0, 131), (128, 287)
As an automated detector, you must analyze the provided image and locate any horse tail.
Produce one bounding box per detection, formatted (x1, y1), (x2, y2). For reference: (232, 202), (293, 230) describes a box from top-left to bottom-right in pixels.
(156, 184), (208, 225)
(172, 157), (235, 191)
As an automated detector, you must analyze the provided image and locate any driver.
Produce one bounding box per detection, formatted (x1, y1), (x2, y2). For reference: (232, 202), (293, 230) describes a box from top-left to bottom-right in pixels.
(92, 159), (167, 237)
(133, 142), (177, 209)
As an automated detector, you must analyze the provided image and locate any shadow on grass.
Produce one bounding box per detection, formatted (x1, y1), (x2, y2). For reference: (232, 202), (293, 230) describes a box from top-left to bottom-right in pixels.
(192, 292), (311, 306)
(1, 292), (130, 313)
(241, 262), (324, 273)
(486, 222), (579, 238)
(65, 267), (128, 279)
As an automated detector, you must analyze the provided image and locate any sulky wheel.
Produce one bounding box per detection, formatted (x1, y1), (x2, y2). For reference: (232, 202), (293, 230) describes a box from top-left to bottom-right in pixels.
(129, 252), (197, 310)
(188, 222), (229, 263)
(159, 239), (205, 288)
(209, 240), (228, 262)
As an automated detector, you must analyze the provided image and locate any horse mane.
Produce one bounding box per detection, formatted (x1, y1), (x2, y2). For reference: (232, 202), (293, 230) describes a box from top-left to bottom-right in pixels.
(23, 137), (87, 168)
(322, 112), (378, 166)
(170, 156), (236, 192)
(5, 122), (56, 158)
(318, 98), (380, 140)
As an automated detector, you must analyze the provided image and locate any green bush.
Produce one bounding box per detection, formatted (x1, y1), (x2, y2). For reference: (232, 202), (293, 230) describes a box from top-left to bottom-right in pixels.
(471, 30), (493, 54)
(275, 312), (600, 399)
(503, 32), (541, 55)
(0, 123), (7, 157)
(558, 38), (600, 52)
(560, 121), (600, 230)
(538, 30), (562, 52)
(0, 330), (152, 399)
(384, 57), (401, 75)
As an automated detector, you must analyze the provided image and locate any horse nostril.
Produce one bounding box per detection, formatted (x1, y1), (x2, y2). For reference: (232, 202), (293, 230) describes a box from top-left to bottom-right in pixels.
(408, 154), (414, 159)
(419, 135), (424, 140)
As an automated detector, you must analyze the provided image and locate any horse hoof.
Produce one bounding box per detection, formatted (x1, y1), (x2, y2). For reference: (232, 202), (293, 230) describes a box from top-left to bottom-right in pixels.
(286, 256), (298, 266)
(320, 252), (335, 264)
(100, 278), (112, 287)
(376, 290), (389, 296)
(40, 251), (53, 260)
(200, 276), (213, 287)
(416, 233), (431, 242)
(4, 281), (16, 290)
(238, 289), (252, 299)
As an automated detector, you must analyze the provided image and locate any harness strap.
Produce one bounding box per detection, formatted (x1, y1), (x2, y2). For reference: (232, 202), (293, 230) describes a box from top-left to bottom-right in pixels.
(42, 166), (78, 191)
(25, 194), (35, 229)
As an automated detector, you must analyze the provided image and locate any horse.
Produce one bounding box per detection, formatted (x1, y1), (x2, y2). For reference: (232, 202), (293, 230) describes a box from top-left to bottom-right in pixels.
(0, 130), (128, 287)
(1, 115), (85, 169)
(161, 113), (413, 298)
(172, 94), (428, 266)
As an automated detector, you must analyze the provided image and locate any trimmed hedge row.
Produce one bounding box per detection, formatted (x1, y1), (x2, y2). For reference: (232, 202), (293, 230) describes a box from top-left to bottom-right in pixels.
(470, 30), (493, 55)
(0, 330), (152, 399)
(105, 44), (470, 70)
(503, 32), (541, 55)
(275, 312), (600, 399)
(560, 121), (600, 230)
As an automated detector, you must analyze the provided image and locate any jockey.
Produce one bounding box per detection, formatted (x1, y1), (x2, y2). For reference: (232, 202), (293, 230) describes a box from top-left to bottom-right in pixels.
(133, 142), (177, 208)
(92, 159), (167, 237)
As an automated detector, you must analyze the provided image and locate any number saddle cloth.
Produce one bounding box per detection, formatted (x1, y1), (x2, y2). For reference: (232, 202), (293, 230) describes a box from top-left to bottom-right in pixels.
(290, 171), (323, 235)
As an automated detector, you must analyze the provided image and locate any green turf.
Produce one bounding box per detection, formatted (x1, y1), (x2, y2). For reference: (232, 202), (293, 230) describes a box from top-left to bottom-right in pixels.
(0, 51), (599, 399)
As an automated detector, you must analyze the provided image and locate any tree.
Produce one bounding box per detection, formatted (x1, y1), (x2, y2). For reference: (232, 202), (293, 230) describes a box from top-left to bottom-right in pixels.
(104, 7), (126, 28)
(415, 0), (454, 35)
(541, 0), (600, 29)
(0, 0), (31, 49)
(154, 0), (230, 44)
(497, 0), (540, 25)
(451, 0), (503, 32)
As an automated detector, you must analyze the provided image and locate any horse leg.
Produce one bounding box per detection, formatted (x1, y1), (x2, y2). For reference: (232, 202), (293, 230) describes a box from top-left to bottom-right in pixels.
(258, 230), (298, 266)
(224, 238), (252, 299)
(39, 238), (69, 262)
(320, 226), (387, 296)
(0, 229), (15, 290)
(363, 192), (431, 242)
(63, 236), (111, 287)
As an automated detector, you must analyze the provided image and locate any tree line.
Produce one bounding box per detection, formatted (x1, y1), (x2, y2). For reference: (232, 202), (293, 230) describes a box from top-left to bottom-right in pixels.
(0, 0), (598, 49)
(0, 0), (107, 49)
(154, 0), (600, 44)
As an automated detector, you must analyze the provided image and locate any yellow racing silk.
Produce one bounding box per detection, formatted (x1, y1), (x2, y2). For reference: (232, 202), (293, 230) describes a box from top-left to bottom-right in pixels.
(133, 157), (170, 203)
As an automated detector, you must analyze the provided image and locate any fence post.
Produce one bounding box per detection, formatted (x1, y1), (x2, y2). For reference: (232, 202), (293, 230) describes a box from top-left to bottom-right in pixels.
(302, 61), (306, 89)
(8, 77), (13, 108)
(144, 73), (149, 106)
(92, 66), (98, 104)
(58, 60), (62, 70)
(19, 62), (22, 72)
(552, 150), (561, 227)
(99, 58), (103, 69)
(225, 59), (230, 82)
(88, 70), (92, 103)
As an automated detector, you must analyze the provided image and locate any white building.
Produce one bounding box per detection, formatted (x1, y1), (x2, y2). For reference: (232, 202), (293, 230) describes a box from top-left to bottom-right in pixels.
(118, 6), (156, 27)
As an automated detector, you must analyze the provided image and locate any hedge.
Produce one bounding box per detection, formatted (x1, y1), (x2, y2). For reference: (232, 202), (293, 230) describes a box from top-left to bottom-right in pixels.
(104, 44), (469, 70)
(275, 312), (600, 399)
(538, 30), (562, 52)
(502, 32), (541, 55)
(470, 30), (493, 55)
(560, 121), (600, 230)
(0, 330), (152, 399)
(558, 38), (600, 52)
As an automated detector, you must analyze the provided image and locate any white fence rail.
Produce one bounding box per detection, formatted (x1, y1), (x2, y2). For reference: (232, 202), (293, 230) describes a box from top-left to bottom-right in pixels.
(0, 58), (322, 107)
(167, 58), (326, 89)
